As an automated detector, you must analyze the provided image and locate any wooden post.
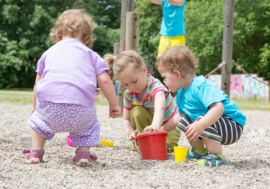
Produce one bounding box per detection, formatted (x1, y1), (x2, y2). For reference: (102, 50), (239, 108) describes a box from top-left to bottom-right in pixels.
(126, 12), (140, 51)
(120, 0), (134, 52)
(221, 0), (235, 97)
(113, 43), (120, 96)
(114, 43), (120, 56)
(118, 0), (134, 116)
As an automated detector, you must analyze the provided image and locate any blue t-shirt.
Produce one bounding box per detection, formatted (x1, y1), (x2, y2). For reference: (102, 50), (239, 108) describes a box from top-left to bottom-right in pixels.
(160, 0), (186, 37)
(176, 76), (246, 126)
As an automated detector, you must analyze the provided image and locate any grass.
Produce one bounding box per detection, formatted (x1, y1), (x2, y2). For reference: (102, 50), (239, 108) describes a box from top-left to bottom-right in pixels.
(0, 90), (109, 106)
(0, 90), (33, 104)
(232, 99), (270, 111)
(0, 90), (269, 111)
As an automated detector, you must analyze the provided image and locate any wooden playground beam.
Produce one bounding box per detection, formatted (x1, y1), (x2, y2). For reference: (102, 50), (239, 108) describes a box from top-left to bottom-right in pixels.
(126, 12), (139, 51)
(221, 0), (235, 97)
(118, 0), (135, 117)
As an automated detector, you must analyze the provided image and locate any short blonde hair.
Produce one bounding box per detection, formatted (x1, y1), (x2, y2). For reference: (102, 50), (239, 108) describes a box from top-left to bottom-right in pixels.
(104, 50), (144, 80)
(49, 9), (96, 47)
(156, 46), (198, 78)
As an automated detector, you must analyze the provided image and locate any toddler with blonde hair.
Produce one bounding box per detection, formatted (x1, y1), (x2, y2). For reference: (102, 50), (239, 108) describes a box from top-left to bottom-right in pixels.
(23, 9), (120, 167)
(104, 50), (180, 151)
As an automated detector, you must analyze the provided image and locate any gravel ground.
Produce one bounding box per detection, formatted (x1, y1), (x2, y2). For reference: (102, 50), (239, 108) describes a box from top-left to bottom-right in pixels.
(0, 103), (270, 189)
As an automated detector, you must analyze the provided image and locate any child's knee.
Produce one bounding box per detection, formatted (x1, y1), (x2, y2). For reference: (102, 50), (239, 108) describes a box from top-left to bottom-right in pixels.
(166, 129), (181, 150)
(130, 106), (143, 118)
(176, 123), (186, 133)
(130, 106), (152, 120)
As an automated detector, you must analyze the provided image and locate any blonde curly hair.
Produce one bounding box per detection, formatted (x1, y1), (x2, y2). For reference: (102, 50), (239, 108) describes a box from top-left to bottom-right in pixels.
(155, 46), (199, 78)
(49, 9), (96, 47)
(104, 50), (145, 80)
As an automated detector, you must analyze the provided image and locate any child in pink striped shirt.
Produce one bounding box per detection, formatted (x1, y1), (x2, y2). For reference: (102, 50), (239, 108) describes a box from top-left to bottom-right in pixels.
(104, 50), (180, 151)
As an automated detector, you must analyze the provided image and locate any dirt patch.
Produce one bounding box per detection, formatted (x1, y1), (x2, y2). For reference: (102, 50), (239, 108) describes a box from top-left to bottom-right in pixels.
(0, 103), (270, 188)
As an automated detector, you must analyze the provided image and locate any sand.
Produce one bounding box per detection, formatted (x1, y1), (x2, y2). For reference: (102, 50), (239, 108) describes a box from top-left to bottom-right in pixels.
(0, 103), (270, 188)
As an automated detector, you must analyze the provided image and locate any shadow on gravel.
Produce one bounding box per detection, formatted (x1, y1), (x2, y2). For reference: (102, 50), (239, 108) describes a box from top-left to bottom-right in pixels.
(230, 159), (270, 170)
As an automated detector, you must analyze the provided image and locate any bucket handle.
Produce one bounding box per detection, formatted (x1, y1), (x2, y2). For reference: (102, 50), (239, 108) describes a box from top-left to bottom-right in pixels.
(133, 141), (139, 151)
(133, 141), (141, 156)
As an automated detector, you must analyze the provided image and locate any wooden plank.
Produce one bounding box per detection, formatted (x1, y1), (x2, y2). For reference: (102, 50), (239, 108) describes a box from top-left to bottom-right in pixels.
(118, 0), (135, 116)
(221, 0), (235, 96)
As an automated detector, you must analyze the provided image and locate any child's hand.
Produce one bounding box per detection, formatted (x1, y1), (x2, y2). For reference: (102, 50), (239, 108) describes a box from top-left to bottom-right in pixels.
(185, 122), (203, 141)
(109, 105), (121, 118)
(144, 125), (160, 132)
(128, 130), (138, 140)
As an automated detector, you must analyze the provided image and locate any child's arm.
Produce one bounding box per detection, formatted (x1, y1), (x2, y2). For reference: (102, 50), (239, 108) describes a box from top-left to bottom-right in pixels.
(168, 0), (184, 6)
(162, 113), (182, 132)
(186, 102), (224, 141)
(97, 72), (121, 118)
(122, 108), (138, 140)
(150, 0), (162, 5)
(144, 91), (166, 131)
(32, 73), (42, 113)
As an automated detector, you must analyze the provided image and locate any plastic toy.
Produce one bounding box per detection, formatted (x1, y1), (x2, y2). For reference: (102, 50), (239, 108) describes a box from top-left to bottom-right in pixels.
(100, 140), (114, 147)
(66, 135), (73, 147)
(66, 135), (114, 147)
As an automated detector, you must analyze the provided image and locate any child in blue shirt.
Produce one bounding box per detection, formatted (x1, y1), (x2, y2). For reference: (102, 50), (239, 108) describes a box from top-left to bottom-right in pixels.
(150, 0), (186, 57)
(156, 46), (246, 167)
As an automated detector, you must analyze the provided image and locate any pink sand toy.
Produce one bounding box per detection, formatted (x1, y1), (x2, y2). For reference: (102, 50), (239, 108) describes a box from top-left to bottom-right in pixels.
(66, 135), (74, 147)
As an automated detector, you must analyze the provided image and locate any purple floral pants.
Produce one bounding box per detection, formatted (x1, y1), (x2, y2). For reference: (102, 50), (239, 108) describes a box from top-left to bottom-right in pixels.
(28, 101), (100, 147)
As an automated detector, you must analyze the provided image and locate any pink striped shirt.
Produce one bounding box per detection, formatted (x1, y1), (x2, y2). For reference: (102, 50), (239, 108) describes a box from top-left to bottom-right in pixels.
(124, 74), (178, 123)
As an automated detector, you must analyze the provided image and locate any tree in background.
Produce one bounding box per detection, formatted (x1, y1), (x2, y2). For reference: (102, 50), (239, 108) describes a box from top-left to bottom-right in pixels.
(233, 0), (270, 80)
(135, 0), (160, 68)
(184, 0), (224, 75)
(91, 0), (121, 55)
(0, 0), (269, 88)
(136, 0), (270, 81)
(0, 0), (120, 88)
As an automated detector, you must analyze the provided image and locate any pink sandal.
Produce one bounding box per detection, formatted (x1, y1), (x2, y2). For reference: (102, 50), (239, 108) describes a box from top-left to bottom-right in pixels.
(73, 148), (97, 167)
(22, 148), (45, 164)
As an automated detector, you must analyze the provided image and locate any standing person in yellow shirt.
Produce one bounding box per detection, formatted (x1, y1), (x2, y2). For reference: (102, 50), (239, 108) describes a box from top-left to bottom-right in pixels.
(150, 0), (186, 57)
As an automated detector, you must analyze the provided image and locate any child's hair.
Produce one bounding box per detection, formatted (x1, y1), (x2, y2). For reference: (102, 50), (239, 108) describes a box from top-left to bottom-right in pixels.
(104, 50), (145, 80)
(155, 46), (198, 78)
(49, 9), (97, 47)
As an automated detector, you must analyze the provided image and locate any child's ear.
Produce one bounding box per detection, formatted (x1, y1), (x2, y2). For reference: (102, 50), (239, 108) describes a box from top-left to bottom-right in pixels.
(57, 36), (63, 42)
(142, 65), (148, 73)
(173, 70), (181, 78)
(83, 40), (89, 45)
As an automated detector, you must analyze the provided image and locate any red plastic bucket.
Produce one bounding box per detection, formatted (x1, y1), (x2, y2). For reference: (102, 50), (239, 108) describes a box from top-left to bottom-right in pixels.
(135, 131), (168, 160)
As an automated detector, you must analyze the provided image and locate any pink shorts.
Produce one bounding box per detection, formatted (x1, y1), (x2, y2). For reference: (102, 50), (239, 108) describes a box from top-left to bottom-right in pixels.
(28, 101), (100, 147)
